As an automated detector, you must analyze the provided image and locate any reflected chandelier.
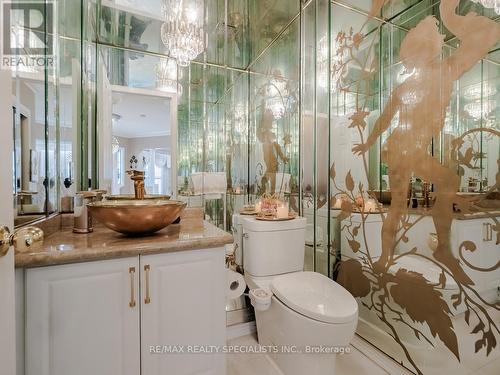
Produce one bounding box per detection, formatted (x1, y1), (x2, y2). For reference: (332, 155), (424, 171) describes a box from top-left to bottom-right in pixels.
(160, 0), (206, 67)
(465, 99), (496, 120)
(156, 58), (183, 96)
(266, 76), (288, 119)
(471, 0), (500, 14)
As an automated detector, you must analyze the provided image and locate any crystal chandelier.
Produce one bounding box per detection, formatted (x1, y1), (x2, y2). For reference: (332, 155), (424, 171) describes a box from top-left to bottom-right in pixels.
(463, 82), (497, 100)
(262, 70), (295, 120)
(266, 77), (288, 119)
(464, 99), (496, 120)
(232, 104), (246, 134)
(317, 36), (347, 93)
(160, 0), (206, 67)
(112, 137), (120, 154)
(471, 0), (500, 15)
(156, 58), (183, 96)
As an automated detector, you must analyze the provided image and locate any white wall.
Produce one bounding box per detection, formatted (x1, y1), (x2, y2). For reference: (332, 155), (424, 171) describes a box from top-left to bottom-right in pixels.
(116, 135), (171, 195)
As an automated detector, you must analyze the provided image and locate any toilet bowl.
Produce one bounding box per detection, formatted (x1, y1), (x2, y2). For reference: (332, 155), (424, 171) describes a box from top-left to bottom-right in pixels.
(241, 217), (358, 375)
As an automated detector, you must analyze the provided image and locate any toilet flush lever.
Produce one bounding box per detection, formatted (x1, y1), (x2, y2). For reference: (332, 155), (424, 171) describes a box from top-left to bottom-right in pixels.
(242, 233), (249, 239)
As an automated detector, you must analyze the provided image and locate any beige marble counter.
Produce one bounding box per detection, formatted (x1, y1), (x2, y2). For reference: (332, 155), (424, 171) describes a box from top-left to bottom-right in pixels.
(15, 220), (233, 268)
(334, 207), (499, 220)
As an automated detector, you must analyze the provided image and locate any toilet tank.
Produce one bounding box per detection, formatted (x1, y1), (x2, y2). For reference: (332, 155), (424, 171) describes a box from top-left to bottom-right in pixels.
(242, 217), (307, 277)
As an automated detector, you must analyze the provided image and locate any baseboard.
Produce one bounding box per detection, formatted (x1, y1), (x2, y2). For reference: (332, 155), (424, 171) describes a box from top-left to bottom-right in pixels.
(226, 321), (257, 341)
(351, 334), (414, 375)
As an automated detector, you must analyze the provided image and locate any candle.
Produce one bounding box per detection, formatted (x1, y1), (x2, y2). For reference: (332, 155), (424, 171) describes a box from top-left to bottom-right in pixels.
(255, 200), (262, 213)
(364, 199), (377, 213)
(276, 202), (289, 219)
(333, 197), (342, 209)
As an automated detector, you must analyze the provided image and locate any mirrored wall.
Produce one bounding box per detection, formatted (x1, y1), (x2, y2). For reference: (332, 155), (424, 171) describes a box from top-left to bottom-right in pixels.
(327, 1), (499, 375)
(10, 0), (98, 227)
(177, 0), (499, 373)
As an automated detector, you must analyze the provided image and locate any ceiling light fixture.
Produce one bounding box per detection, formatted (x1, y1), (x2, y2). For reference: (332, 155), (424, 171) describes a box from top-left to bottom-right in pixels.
(112, 137), (120, 154)
(464, 99), (496, 120)
(156, 58), (183, 96)
(160, 0), (206, 67)
(463, 82), (497, 101)
(317, 36), (347, 93)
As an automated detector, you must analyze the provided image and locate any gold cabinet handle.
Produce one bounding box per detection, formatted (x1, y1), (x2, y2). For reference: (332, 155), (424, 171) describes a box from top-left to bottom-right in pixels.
(129, 267), (136, 308)
(0, 226), (44, 257)
(144, 265), (151, 304)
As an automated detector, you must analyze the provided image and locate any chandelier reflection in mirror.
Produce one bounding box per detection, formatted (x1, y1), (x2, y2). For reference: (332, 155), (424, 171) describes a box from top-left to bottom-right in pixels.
(263, 71), (296, 120)
(232, 104), (246, 135)
(112, 137), (120, 154)
(463, 82), (497, 120)
(463, 82), (497, 100)
(471, 0), (500, 14)
(317, 36), (347, 93)
(156, 58), (183, 96)
(160, 0), (206, 67)
(464, 99), (496, 120)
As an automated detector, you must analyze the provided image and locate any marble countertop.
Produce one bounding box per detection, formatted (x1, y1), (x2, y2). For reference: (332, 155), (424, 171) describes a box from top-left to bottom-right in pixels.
(15, 220), (233, 268)
(332, 207), (499, 220)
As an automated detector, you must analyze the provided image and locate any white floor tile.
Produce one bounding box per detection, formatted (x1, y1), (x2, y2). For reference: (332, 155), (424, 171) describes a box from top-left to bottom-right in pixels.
(476, 357), (500, 375)
(226, 334), (389, 375)
(336, 347), (389, 375)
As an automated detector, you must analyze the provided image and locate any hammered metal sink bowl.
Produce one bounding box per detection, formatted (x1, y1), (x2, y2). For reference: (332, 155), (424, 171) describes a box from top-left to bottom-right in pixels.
(105, 194), (171, 201)
(87, 200), (186, 235)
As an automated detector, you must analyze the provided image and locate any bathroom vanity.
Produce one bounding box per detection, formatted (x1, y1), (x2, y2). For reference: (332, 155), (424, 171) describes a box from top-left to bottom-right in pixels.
(15, 217), (232, 375)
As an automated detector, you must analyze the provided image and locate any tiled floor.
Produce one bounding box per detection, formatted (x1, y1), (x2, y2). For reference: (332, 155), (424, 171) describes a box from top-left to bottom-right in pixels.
(475, 357), (500, 375)
(226, 333), (390, 375)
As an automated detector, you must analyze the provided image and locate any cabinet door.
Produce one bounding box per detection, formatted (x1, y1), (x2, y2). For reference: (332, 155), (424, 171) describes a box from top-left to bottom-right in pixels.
(141, 248), (226, 375)
(26, 257), (140, 375)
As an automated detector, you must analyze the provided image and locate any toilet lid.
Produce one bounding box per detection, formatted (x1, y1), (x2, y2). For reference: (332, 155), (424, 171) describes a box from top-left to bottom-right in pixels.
(271, 272), (358, 324)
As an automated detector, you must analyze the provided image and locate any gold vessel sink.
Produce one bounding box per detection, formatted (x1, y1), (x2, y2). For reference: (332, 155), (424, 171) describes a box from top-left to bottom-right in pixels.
(87, 200), (186, 235)
(105, 194), (171, 201)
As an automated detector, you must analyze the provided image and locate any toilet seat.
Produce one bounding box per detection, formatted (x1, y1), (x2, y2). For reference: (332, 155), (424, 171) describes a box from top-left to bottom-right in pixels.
(271, 271), (358, 324)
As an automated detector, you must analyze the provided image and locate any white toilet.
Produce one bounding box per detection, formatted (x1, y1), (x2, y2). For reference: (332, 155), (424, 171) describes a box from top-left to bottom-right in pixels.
(241, 216), (358, 375)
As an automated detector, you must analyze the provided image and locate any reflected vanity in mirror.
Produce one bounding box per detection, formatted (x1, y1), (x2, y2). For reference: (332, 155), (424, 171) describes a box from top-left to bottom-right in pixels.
(12, 78), (52, 227)
(109, 90), (174, 197)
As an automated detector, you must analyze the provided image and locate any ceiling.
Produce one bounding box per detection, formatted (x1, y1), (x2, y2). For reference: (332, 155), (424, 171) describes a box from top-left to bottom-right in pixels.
(112, 91), (171, 138)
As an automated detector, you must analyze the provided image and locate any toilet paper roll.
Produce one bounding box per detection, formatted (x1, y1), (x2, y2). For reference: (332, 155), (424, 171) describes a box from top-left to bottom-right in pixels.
(226, 269), (246, 299)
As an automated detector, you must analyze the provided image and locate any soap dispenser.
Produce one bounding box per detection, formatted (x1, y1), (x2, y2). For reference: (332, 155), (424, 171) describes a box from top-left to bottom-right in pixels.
(73, 191), (97, 233)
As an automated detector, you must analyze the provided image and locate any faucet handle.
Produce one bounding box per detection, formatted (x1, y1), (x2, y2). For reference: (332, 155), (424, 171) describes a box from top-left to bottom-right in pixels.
(126, 170), (145, 178)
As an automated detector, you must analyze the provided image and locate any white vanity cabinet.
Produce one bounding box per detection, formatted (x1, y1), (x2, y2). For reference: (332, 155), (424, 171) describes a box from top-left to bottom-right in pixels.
(26, 257), (141, 375)
(140, 248), (226, 375)
(25, 247), (226, 375)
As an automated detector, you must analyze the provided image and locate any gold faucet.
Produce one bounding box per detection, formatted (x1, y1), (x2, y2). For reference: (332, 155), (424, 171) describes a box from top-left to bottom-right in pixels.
(127, 170), (146, 199)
